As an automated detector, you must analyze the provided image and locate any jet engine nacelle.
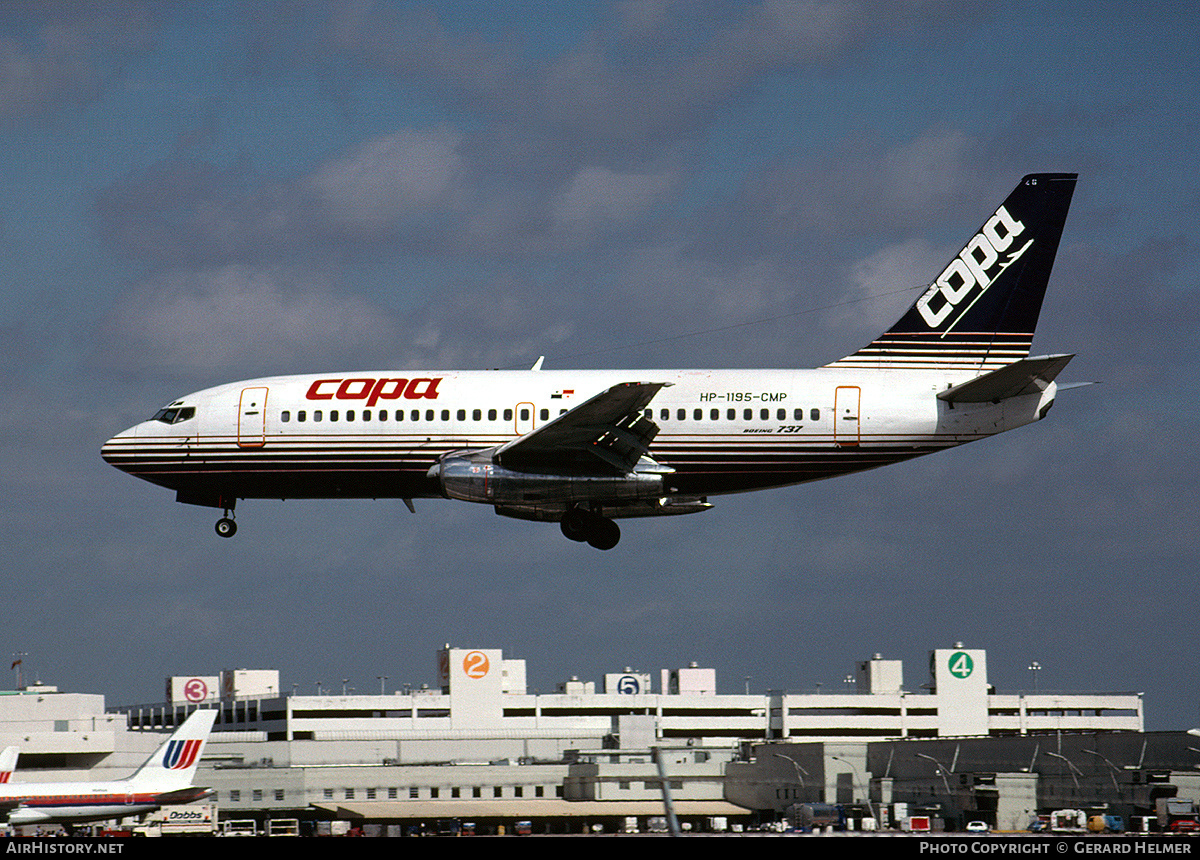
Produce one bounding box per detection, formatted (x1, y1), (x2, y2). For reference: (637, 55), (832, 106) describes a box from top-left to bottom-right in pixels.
(431, 454), (665, 506)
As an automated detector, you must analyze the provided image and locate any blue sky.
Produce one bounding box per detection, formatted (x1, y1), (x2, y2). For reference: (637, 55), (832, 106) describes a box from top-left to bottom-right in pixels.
(2, 2), (1198, 728)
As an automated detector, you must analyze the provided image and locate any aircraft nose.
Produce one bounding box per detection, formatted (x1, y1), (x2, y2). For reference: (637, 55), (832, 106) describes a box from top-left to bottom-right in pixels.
(101, 425), (139, 471)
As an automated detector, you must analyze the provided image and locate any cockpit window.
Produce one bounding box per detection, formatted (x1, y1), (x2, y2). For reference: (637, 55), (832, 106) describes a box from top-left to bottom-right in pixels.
(151, 406), (196, 425)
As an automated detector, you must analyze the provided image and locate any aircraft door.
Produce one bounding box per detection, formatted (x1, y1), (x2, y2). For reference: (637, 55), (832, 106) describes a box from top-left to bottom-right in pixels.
(834, 386), (860, 447)
(514, 401), (536, 436)
(238, 387), (268, 448)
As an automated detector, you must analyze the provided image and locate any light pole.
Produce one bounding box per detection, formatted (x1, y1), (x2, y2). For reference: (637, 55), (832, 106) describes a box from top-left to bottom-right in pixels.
(831, 755), (878, 829)
(916, 752), (955, 822)
(1083, 749), (1121, 792)
(773, 753), (809, 804)
(1046, 751), (1082, 790)
(1028, 661), (1042, 692)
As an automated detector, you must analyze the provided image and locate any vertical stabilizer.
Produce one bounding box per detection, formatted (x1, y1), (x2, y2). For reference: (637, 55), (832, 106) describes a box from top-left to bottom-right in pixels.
(127, 708), (217, 790)
(0, 746), (17, 783)
(828, 173), (1077, 371)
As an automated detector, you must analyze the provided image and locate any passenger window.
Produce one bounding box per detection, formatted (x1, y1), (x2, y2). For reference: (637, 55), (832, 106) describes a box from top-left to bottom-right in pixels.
(488, 409), (497, 421)
(346, 410), (354, 421)
(743, 408), (752, 420)
(519, 408), (529, 421)
(330, 410), (338, 421)
(727, 408), (735, 420)
(795, 408), (803, 420)
(314, 411), (323, 422)
(298, 411), (306, 422)
(457, 409), (466, 421)
(677, 409), (686, 420)
(540, 409), (549, 421)
(710, 409), (719, 420)
(693, 408), (702, 420)
(282, 411), (291, 423)
(504, 409), (513, 421)
(661, 408), (670, 420)
(363, 410), (371, 421)
(760, 408), (769, 420)
(811, 408), (820, 421)
(425, 410), (434, 421)
(441, 410), (450, 421)
(472, 409), (481, 421)
(777, 408), (786, 420)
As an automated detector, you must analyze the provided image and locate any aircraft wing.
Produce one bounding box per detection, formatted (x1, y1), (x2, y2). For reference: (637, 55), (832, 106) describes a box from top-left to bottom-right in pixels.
(494, 381), (669, 475)
(937, 354), (1075, 404)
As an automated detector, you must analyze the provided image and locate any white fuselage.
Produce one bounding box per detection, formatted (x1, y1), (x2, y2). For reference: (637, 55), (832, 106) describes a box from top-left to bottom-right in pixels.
(1, 781), (208, 826)
(101, 366), (1053, 509)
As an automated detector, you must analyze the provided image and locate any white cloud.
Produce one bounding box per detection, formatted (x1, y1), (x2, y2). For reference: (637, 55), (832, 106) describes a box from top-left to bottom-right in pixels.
(830, 237), (943, 334)
(551, 166), (672, 228)
(305, 128), (463, 229)
(96, 265), (398, 378)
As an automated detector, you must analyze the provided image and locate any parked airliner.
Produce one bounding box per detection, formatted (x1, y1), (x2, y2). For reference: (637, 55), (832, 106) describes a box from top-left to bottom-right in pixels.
(103, 174), (1078, 550)
(0, 708), (216, 829)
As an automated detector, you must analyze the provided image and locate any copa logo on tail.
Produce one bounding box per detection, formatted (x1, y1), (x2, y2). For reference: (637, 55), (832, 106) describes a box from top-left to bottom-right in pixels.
(162, 738), (202, 770)
(915, 204), (1030, 330)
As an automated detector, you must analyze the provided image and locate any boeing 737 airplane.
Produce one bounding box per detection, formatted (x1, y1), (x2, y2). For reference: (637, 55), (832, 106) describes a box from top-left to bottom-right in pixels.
(103, 174), (1078, 550)
(0, 709), (216, 829)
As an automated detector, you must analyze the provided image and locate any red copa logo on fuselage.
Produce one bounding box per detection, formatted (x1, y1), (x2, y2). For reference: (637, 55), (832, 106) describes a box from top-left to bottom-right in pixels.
(305, 377), (443, 407)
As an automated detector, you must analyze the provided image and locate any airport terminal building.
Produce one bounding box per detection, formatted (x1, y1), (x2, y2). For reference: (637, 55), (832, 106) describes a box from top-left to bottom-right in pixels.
(3, 642), (1195, 833)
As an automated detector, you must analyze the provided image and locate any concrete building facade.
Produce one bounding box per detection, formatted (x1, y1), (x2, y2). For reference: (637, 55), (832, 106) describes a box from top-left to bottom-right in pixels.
(0, 642), (1159, 833)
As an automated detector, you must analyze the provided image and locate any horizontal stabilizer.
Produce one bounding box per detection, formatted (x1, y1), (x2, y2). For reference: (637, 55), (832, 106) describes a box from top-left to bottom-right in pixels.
(937, 354), (1074, 404)
(1057, 380), (1099, 392)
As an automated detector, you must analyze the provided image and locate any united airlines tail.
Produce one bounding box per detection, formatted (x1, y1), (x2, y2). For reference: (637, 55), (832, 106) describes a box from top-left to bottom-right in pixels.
(126, 708), (217, 791)
(828, 173), (1077, 371)
(0, 747), (16, 784)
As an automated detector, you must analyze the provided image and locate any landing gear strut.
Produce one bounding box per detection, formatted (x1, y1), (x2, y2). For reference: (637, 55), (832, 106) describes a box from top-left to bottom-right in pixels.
(215, 508), (237, 538)
(560, 507), (620, 550)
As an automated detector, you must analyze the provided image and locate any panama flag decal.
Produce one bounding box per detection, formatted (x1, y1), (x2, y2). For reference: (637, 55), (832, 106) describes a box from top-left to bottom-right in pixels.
(162, 738), (201, 770)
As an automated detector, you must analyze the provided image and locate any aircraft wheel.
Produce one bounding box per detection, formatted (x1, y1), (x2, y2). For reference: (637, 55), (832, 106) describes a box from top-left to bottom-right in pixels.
(215, 517), (238, 538)
(560, 508), (590, 542)
(586, 518), (620, 551)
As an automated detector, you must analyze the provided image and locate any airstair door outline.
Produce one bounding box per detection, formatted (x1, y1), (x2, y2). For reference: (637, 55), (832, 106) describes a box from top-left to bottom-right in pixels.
(238, 387), (268, 448)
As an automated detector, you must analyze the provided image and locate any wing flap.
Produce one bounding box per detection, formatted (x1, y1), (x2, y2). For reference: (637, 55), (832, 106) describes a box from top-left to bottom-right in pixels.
(937, 354), (1075, 404)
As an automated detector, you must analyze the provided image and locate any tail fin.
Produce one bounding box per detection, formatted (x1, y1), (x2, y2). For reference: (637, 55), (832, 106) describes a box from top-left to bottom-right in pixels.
(828, 173), (1077, 371)
(0, 746), (17, 783)
(126, 708), (217, 790)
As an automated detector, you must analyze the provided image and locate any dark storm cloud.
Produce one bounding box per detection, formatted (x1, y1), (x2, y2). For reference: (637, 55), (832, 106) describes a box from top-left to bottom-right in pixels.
(0, 1), (155, 121)
(93, 127), (469, 266)
(316, 1), (968, 150)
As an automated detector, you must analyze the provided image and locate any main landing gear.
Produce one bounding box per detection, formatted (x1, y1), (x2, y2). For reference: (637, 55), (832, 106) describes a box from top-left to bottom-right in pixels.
(215, 507), (237, 538)
(560, 506), (620, 550)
